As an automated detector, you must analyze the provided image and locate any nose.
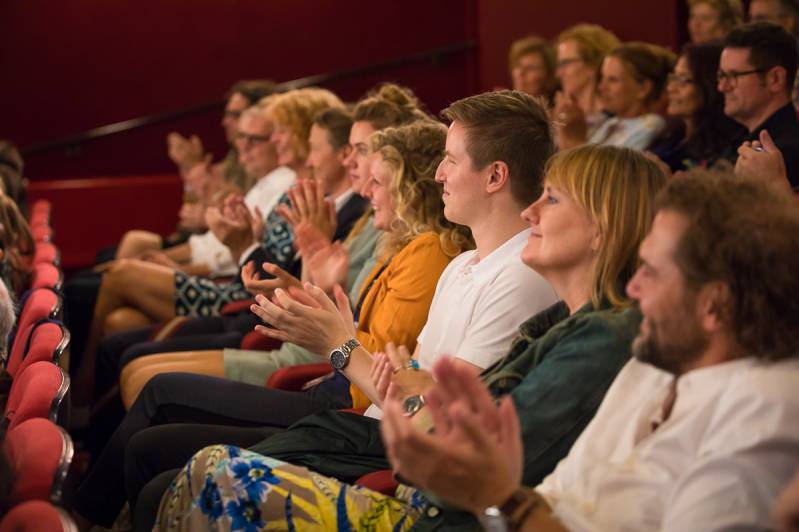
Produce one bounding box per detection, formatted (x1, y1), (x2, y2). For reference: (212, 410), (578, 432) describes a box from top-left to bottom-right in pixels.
(434, 159), (446, 183)
(343, 148), (356, 169)
(361, 178), (374, 199)
(626, 267), (642, 300)
(521, 198), (541, 225)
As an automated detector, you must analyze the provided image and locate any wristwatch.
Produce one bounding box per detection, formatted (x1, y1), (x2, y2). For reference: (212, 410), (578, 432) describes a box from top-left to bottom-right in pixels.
(328, 338), (360, 370)
(402, 394), (426, 417)
(478, 488), (541, 532)
(478, 506), (509, 532)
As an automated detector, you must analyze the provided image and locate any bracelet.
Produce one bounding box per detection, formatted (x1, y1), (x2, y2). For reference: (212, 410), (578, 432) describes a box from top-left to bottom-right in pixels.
(392, 359), (420, 374)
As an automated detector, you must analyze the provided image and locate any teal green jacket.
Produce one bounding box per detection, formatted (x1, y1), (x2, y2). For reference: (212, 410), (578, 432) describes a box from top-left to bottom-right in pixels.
(412, 300), (641, 531)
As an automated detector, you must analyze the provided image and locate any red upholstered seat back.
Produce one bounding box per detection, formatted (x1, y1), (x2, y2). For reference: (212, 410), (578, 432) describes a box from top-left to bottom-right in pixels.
(0, 500), (76, 532)
(33, 242), (59, 266)
(14, 322), (69, 379)
(7, 290), (61, 377)
(4, 418), (74, 504)
(5, 362), (69, 431)
(31, 263), (62, 291)
(240, 330), (282, 352)
(355, 469), (398, 496)
(265, 363), (332, 391)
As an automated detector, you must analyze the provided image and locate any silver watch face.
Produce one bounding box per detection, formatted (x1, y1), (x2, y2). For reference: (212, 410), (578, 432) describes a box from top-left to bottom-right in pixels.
(403, 394), (425, 416)
(330, 349), (349, 370)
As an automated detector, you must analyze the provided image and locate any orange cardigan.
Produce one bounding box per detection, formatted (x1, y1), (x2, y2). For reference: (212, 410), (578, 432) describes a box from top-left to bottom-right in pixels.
(349, 232), (454, 408)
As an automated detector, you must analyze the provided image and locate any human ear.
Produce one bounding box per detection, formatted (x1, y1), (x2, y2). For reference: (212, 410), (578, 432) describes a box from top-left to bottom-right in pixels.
(637, 79), (654, 102)
(766, 66), (788, 94)
(697, 281), (730, 333)
(485, 161), (510, 194)
(337, 144), (352, 163)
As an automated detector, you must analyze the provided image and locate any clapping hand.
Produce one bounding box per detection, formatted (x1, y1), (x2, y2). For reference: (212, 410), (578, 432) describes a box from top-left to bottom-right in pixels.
(277, 179), (338, 240)
(381, 357), (523, 514)
(735, 129), (793, 196)
(241, 260), (302, 298)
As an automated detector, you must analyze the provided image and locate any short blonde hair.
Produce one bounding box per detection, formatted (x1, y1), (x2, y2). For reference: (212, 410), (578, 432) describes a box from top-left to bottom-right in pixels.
(545, 144), (667, 309)
(265, 88), (344, 161)
(556, 24), (621, 70)
(688, 0), (744, 32)
(370, 120), (473, 258)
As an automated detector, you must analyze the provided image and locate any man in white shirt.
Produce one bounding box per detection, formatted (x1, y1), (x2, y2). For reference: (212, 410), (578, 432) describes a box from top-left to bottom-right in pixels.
(381, 173), (799, 532)
(184, 103), (295, 277)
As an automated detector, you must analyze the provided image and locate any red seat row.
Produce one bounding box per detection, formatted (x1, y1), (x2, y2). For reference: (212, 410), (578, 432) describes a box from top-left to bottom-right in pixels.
(0, 200), (77, 531)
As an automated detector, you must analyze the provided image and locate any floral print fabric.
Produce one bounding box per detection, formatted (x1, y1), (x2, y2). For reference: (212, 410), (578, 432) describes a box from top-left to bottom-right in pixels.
(155, 445), (424, 531)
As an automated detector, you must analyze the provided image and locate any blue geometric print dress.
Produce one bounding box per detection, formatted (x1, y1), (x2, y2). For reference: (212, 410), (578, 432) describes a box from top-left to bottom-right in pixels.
(174, 193), (295, 317)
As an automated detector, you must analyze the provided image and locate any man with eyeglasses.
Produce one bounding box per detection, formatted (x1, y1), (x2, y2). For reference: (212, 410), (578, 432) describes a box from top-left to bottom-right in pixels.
(719, 22), (799, 187)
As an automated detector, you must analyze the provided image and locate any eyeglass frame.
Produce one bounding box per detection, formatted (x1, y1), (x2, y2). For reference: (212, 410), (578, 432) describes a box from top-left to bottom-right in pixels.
(716, 68), (766, 87)
(556, 57), (583, 70)
(235, 131), (272, 149)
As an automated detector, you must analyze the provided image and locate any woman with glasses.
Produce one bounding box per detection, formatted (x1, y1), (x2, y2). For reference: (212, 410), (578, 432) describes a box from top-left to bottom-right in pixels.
(650, 42), (745, 172)
(552, 24), (620, 149)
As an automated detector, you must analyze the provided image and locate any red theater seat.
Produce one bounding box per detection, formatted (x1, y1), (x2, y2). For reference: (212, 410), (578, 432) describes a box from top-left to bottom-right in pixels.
(265, 364), (331, 391)
(355, 469), (398, 496)
(220, 299), (255, 315)
(33, 242), (60, 266)
(4, 362), (69, 430)
(4, 418), (74, 504)
(0, 500), (77, 532)
(14, 322), (70, 378)
(240, 330), (282, 351)
(31, 223), (54, 243)
(31, 262), (63, 291)
(7, 289), (62, 377)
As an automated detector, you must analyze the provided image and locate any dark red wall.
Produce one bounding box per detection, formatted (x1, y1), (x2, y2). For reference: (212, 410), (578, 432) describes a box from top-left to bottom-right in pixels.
(476, 0), (683, 91)
(2, 0), (478, 180)
(3, 1), (684, 269)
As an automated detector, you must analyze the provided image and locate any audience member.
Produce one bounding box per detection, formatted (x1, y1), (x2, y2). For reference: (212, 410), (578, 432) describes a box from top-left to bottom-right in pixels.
(650, 41), (746, 171)
(82, 84), (424, 430)
(562, 43), (676, 150)
(552, 24), (620, 146)
(127, 98), (294, 279)
(0, 194), (33, 297)
(750, 0), (799, 34)
(70, 88), (351, 411)
(112, 80), (277, 262)
(750, 0), (799, 107)
(508, 35), (557, 101)
(152, 143), (666, 531)
(719, 22), (799, 187)
(72, 119), (470, 531)
(115, 107), (359, 406)
(381, 173), (799, 532)
(688, 0), (744, 43)
(0, 141), (28, 215)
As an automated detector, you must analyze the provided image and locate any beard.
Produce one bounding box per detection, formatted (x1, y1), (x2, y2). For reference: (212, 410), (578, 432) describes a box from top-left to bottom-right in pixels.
(633, 307), (709, 376)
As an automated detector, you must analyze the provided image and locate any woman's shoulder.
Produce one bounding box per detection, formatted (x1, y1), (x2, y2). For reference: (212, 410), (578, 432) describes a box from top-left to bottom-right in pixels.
(402, 231), (447, 254)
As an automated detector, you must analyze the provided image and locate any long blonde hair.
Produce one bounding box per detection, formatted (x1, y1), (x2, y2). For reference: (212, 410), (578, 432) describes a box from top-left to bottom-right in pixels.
(369, 120), (473, 258)
(545, 144), (666, 309)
